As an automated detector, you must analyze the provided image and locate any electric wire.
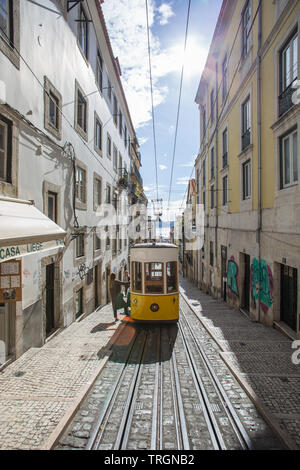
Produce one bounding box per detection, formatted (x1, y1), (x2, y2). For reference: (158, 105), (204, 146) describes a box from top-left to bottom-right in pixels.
(145, 0), (159, 203)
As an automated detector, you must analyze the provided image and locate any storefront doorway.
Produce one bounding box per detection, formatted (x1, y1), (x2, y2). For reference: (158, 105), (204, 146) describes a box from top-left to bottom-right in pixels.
(281, 265), (298, 331)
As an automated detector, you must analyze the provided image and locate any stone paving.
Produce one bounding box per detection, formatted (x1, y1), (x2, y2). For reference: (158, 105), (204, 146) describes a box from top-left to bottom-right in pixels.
(0, 303), (122, 450)
(180, 276), (300, 450)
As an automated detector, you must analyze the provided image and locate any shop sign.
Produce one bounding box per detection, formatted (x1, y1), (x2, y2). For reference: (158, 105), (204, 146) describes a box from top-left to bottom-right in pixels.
(0, 239), (65, 262)
(0, 259), (22, 303)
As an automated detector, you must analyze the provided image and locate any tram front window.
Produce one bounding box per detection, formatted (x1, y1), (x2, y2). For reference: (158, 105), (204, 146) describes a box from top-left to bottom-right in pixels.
(132, 261), (142, 292)
(145, 262), (163, 293)
(167, 261), (178, 292)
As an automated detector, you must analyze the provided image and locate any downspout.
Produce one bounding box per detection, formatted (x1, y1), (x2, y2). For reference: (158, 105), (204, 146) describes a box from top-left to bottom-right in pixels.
(257, 0), (262, 323)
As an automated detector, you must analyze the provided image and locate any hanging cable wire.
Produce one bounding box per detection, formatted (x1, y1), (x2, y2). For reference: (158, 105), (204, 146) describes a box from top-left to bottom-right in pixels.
(145, 0), (159, 203)
(167, 0), (191, 210)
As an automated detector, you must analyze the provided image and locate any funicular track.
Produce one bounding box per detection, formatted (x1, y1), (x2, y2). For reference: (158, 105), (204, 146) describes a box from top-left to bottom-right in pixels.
(79, 293), (254, 451)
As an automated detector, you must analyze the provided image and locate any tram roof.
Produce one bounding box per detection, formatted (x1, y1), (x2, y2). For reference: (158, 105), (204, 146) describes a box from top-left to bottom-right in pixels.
(131, 242), (178, 249)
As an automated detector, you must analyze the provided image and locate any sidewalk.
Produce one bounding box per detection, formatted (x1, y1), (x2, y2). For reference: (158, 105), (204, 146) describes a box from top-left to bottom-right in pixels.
(180, 275), (300, 450)
(0, 303), (124, 450)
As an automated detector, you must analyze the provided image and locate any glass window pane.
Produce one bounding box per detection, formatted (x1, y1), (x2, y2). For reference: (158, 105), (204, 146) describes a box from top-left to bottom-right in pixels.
(284, 45), (291, 88)
(293, 132), (298, 182)
(292, 36), (298, 81)
(167, 262), (177, 292)
(284, 137), (290, 185)
(132, 262), (142, 292)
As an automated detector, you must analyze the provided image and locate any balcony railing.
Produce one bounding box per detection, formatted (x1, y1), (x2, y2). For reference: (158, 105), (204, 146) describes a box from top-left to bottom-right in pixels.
(117, 168), (129, 189)
(278, 81), (296, 117)
(131, 164), (143, 186)
(241, 129), (250, 150)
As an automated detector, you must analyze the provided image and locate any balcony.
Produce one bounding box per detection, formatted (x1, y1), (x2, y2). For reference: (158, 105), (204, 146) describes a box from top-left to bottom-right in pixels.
(278, 82), (296, 117)
(131, 164), (143, 187)
(117, 168), (129, 189)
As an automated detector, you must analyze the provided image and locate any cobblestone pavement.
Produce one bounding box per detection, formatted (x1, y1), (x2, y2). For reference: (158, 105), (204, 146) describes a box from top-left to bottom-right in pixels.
(0, 304), (122, 450)
(180, 276), (300, 450)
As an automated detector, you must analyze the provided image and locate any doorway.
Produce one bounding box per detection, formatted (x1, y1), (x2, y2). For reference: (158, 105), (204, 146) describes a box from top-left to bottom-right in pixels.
(94, 262), (102, 310)
(221, 246), (227, 302)
(106, 265), (111, 304)
(0, 303), (14, 365)
(281, 265), (298, 331)
(242, 254), (250, 312)
(45, 263), (55, 336)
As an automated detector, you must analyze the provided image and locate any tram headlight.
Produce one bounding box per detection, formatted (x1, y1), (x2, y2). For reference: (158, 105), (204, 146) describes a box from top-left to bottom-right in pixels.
(150, 303), (159, 312)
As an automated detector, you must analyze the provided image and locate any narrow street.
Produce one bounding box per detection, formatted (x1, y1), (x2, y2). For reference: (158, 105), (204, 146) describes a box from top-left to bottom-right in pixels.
(1, 276), (298, 450)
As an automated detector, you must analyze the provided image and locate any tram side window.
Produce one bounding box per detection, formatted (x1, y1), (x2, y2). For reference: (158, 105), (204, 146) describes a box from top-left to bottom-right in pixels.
(132, 261), (142, 292)
(167, 261), (178, 292)
(145, 262), (163, 293)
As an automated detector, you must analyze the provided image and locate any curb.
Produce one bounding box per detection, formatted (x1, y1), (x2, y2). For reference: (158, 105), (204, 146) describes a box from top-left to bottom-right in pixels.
(179, 288), (298, 450)
(41, 321), (126, 450)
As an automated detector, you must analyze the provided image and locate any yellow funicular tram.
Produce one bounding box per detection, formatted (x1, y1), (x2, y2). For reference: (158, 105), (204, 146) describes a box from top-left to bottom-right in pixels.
(130, 242), (179, 322)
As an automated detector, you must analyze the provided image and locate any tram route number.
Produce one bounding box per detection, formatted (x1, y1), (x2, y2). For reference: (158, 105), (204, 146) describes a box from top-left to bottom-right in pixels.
(104, 454), (195, 467)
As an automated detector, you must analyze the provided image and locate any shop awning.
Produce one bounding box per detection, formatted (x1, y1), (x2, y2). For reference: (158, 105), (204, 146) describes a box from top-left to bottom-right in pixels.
(0, 196), (66, 261)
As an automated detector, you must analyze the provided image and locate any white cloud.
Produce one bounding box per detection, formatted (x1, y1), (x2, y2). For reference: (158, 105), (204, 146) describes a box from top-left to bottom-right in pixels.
(138, 137), (149, 145)
(176, 176), (191, 185)
(157, 3), (175, 25)
(101, 1), (208, 128)
(159, 164), (168, 170)
(178, 161), (194, 167)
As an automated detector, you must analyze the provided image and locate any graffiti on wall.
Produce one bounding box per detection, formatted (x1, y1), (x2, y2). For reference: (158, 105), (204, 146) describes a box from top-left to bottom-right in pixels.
(227, 256), (239, 296)
(251, 258), (273, 313)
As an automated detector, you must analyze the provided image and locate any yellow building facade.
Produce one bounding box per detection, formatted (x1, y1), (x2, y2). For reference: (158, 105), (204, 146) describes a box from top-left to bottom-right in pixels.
(194, 0), (300, 337)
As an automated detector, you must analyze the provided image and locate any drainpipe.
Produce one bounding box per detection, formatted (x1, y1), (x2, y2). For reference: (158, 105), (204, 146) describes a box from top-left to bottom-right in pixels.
(257, 0), (262, 323)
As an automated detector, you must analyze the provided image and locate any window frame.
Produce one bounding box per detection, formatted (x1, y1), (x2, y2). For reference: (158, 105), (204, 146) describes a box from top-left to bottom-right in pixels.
(279, 128), (298, 189)
(144, 262), (164, 294)
(242, 159), (251, 200)
(222, 175), (228, 206)
(75, 233), (85, 258)
(75, 81), (88, 140)
(166, 261), (178, 293)
(241, 96), (251, 150)
(131, 261), (142, 293)
(222, 127), (228, 167)
(77, 5), (88, 60)
(44, 77), (62, 140)
(0, 114), (12, 184)
(0, 0), (20, 69)
(94, 113), (103, 155)
(96, 48), (103, 93)
(241, 0), (251, 59)
(106, 133), (112, 159)
(75, 165), (87, 205)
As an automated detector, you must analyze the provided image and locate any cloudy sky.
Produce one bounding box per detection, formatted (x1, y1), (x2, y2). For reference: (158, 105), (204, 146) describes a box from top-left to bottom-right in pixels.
(101, 0), (222, 227)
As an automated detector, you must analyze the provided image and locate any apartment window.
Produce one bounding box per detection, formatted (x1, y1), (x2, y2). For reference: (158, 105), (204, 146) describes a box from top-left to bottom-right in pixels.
(280, 129), (298, 189)
(107, 79), (112, 101)
(112, 237), (117, 256)
(210, 89), (214, 124)
(75, 166), (86, 203)
(124, 126), (127, 148)
(222, 55), (228, 102)
(96, 49), (103, 92)
(210, 184), (214, 209)
(241, 97), (251, 150)
(75, 233), (85, 258)
(196, 168), (199, 194)
(118, 153), (122, 176)
(210, 147), (215, 179)
(222, 128), (228, 167)
(75, 287), (83, 319)
(210, 241), (214, 267)
(107, 133), (112, 159)
(44, 77), (62, 139)
(113, 95), (118, 125)
(223, 175), (228, 205)
(0, 0), (12, 44)
(76, 85), (87, 136)
(113, 144), (118, 172)
(202, 106), (206, 138)
(47, 191), (57, 222)
(94, 177), (102, 208)
(119, 111), (123, 137)
(106, 184), (111, 204)
(94, 116), (102, 154)
(202, 190), (206, 211)
(279, 30), (298, 116)
(242, 1), (251, 58)
(94, 232), (101, 251)
(242, 159), (251, 199)
(106, 236), (110, 250)
(203, 158), (206, 187)
(77, 6), (88, 59)
(0, 115), (12, 183)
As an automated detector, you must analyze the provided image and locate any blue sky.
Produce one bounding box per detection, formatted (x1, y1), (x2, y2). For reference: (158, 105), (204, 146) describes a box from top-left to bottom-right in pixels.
(102, 0), (223, 225)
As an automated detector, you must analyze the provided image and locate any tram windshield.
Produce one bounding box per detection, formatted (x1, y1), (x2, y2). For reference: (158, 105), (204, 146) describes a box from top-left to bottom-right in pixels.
(145, 262), (163, 293)
(167, 261), (178, 292)
(132, 261), (142, 292)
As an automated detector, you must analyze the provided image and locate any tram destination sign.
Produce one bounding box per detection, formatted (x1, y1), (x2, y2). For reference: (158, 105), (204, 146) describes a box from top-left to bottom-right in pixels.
(0, 259), (22, 303)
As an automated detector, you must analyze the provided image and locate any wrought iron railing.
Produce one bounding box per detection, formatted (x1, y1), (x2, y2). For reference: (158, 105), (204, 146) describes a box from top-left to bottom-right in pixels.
(241, 129), (250, 150)
(278, 82), (296, 117)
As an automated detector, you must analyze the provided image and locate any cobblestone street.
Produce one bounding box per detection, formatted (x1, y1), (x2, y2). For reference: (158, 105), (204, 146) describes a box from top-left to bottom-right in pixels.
(0, 277), (298, 450)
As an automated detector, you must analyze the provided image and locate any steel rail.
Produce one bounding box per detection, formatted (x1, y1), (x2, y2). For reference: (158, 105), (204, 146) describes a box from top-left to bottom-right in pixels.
(86, 328), (143, 450)
(179, 294), (255, 450)
(150, 326), (161, 450)
(118, 330), (149, 450)
(177, 318), (225, 449)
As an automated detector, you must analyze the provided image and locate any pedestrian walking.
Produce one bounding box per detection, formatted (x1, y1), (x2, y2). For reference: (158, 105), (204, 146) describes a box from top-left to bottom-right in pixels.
(109, 272), (130, 321)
